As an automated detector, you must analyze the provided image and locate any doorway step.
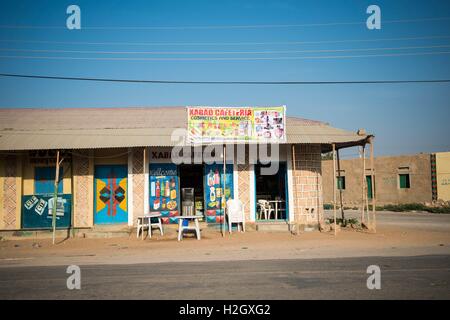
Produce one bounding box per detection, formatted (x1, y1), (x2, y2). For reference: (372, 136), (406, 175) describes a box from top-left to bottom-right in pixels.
(255, 221), (290, 232)
(75, 224), (131, 239)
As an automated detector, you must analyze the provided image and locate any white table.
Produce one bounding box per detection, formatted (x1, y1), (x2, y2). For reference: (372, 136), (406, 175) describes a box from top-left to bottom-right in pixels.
(268, 200), (284, 220)
(136, 213), (163, 240)
(174, 215), (201, 241)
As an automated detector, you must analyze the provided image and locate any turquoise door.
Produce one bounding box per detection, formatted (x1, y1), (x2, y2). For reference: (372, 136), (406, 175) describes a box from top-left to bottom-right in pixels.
(94, 165), (128, 224)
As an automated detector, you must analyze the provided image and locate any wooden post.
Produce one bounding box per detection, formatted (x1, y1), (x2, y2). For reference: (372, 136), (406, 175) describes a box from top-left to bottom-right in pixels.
(222, 144), (226, 237)
(332, 144), (337, 236)
(364, 147), (370, 226)
(370, 138), (376, 232)
(360, 145), (365, 224)
(291, 144), (298, 233)
(336, 148), (345, 222)
(52, 150), (61, 245)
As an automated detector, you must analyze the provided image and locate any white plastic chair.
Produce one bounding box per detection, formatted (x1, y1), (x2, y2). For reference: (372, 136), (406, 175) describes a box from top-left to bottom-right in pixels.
(226, 199), (245, 233)
(257, 200), (274, 220)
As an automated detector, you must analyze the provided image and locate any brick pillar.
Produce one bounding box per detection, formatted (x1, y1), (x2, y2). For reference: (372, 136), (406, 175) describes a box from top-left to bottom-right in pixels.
(292, 144), (324, 226)
(237, 164), (251, 221)
(131, 147), (145, 226)
(73, 150), (94, 228)
(1, 155), (21, 230)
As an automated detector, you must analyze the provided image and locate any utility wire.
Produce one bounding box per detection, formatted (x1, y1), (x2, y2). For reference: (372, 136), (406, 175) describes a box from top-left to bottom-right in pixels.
(0, 35), (449, 47)
(0, 16), (449, 30)
(0, 73), (449, 85)
(1, 44), (449, 55)
(1, 51), (450, 61)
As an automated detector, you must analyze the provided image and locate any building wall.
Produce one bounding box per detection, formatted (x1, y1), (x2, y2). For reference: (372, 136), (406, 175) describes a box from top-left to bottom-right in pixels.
(322, 153), (433, 206)
(0, 154), (22, 230)
(436, 151), (450, 202)
(73, 149), (94, 228)
(131, 147), (145, 226)
(291, 144), (323, 225)
(0, 144), (330, 230)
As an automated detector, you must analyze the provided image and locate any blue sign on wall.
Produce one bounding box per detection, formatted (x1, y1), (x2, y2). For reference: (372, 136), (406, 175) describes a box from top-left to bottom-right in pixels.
(149, 163), (180, 224)
(22, 194), (72, 229)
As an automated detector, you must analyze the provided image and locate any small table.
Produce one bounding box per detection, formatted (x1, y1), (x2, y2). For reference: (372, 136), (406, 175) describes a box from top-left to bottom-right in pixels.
(136, 213), (163, 240)
(174, 215), (201, 241)
(268, 200), (284, 220)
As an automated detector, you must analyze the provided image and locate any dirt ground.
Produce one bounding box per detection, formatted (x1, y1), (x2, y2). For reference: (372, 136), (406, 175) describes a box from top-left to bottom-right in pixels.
(1, 224), (449, 268)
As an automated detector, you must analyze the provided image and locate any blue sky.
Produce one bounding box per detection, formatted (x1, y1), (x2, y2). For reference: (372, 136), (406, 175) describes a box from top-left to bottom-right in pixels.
(0, 0), (449, 156)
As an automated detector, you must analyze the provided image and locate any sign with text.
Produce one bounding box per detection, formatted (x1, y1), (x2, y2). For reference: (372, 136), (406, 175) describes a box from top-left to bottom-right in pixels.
(187, 106), (286, 143)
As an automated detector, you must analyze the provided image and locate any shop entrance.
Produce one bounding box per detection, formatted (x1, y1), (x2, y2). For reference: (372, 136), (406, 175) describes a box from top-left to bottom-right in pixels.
(179, 164), (204, 217)
(255, 162), (288, 221)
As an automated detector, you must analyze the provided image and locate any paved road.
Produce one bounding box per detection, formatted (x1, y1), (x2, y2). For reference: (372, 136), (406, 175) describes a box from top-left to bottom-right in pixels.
(324, 210), (450, 231)
(1, 255), (448, 299)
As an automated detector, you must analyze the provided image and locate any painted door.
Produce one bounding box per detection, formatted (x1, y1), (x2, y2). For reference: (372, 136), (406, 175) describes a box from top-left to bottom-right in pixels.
(94, 165), (128, 224)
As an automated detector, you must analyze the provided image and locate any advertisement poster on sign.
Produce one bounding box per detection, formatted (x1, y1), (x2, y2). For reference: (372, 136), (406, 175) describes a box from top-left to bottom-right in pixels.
(187, 106), (286, 143)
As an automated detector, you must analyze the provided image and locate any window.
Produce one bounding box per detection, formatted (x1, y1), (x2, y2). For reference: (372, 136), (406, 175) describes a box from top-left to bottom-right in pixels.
(399, 174), (410, 189)
(34, 166), (63, 195)
(337, 176), (346, 190)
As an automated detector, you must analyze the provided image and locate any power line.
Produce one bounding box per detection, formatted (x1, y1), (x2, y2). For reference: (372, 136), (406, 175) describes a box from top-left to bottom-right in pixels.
(1, 44), (449, 55)
(1, 35), (449, 47)
(1, 51), (450, 61)
(0, 17), (449, 30)
(0, 73), (449, 85)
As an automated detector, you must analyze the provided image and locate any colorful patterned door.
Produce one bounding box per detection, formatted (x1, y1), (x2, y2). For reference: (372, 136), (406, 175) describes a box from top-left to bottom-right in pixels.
(94, 165), (128, 224)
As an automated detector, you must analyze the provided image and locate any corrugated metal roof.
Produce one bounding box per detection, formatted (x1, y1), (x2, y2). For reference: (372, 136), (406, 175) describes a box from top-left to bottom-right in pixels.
(0, 107), (370, 150)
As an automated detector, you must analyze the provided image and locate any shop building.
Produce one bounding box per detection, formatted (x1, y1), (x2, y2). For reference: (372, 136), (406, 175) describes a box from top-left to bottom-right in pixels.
(0, 107), (372, 233)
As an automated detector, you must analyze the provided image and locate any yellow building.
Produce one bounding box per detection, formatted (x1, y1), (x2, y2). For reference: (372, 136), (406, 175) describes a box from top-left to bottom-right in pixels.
(436, 152), (450, 202)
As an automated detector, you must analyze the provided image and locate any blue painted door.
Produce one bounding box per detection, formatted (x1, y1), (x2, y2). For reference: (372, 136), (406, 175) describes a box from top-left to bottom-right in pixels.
(94, 165), (128, 224)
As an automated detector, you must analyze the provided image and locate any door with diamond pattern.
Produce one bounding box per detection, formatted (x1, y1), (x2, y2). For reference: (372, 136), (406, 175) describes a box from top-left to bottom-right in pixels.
(94, 165), (128, 224)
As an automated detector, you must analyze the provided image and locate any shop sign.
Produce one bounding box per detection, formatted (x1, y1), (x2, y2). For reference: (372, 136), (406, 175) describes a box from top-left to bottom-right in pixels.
(187, 106), (286, 143)
(28, 150), (71, 165)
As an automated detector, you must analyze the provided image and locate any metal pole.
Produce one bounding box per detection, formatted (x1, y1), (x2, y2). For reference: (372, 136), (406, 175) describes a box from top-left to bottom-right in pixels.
(332, 144), (337, 236)
(52, 150), (60, 245)
(222, 144), (226, 237)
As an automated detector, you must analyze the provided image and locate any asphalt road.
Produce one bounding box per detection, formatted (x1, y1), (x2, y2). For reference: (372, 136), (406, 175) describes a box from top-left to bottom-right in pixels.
(0, 255), (449, 299)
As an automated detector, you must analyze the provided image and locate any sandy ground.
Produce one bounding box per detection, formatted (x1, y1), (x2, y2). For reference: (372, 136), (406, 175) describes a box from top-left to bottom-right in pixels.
(1, 223), (449, 268)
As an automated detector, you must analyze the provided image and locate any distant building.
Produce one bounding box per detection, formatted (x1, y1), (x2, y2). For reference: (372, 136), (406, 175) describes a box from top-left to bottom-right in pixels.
(322, 152), (450, 206)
